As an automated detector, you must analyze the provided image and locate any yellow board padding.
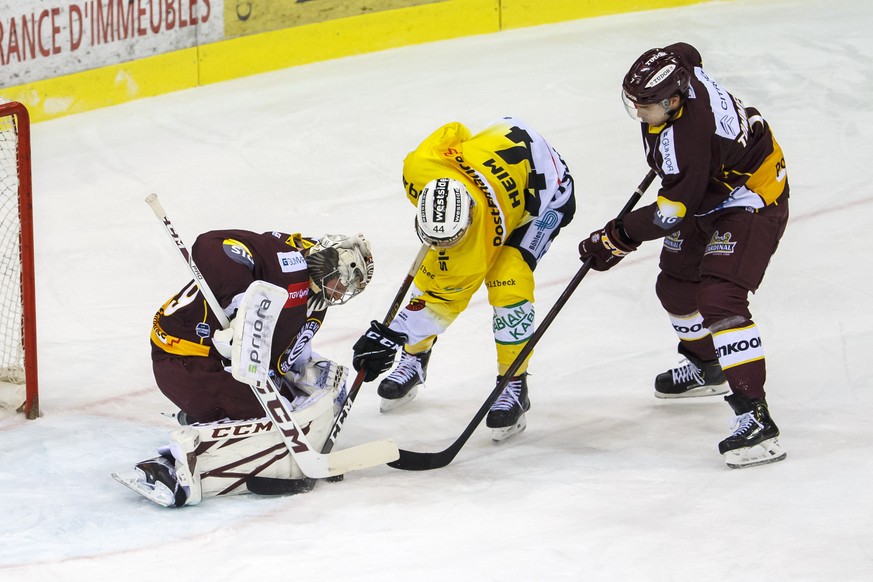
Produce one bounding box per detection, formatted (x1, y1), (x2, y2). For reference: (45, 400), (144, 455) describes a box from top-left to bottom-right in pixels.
(202, 0), (499, 85)
(3, 0), (714, 123)
(500, 0), (712, 28)
(3, 49), (200, 123)
(224, 0), (450, 38)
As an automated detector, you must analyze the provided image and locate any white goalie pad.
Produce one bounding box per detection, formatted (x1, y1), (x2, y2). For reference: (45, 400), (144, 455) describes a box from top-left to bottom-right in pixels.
(165, 388), (339, 505)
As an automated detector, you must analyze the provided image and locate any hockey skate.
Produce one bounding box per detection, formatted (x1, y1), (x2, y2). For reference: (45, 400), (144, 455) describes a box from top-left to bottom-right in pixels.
(655, 344), (729, 398)
(486, 373), (530, 442)
(378, 348), (431, 412)
(112, 454), (189, 508)
(718, 394), (786, 469)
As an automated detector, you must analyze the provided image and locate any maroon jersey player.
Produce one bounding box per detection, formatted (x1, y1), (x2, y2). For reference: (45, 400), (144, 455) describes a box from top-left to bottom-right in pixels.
(579, 42), (789, 468)
(150, 230), (373, 424)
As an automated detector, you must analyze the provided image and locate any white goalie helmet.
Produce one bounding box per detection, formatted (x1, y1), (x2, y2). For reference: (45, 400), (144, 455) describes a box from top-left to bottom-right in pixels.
(416, 177), (474, 249)
(306, 233), (374, 305)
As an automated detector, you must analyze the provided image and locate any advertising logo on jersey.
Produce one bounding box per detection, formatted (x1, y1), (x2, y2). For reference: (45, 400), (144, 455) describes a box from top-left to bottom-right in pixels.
(277, 251), (306, 273)
(652, 196), (686, 230)
(658, 127), (679, 175)
(195, 322), (211, 338)
(523, 209), (562, 259)
(285, 281), (309, 308)
(662, 231), (684, 253)
(222, 238), (255, 269)
(704, 231), (737, 256)
(405, 298), (427, 312)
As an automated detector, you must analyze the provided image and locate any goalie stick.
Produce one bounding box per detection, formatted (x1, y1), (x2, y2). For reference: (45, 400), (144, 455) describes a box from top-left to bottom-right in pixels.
(387, 169), (659, 471)
(145, 194), (398, 480)
(247, 243), (431, 495)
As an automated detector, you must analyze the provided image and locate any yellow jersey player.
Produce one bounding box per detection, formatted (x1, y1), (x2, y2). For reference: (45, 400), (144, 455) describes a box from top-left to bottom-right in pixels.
(353, 117), (576, 442)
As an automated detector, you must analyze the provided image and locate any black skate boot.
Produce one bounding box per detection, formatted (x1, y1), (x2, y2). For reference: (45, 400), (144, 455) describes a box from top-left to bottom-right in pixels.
(112, 454), (188, 508)
(377, 348), (431, 412)
(655, 343), (729, 398)
(718, 393), (786, 469)
(175, 411), (199, 426)
(486, 373), (531, 442)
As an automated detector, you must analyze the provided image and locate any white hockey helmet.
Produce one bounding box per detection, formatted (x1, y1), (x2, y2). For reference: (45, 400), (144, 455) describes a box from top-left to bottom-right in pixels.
(306, 233), (374, 305)
(416, 177), (474, 249)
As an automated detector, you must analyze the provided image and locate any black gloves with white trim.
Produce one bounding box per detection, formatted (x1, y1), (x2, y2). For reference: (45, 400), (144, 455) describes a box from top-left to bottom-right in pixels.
(352, 321), (408, 382)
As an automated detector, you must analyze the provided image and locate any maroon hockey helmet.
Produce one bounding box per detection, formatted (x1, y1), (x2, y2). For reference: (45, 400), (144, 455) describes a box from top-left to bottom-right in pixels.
(622, 48), (690, 106)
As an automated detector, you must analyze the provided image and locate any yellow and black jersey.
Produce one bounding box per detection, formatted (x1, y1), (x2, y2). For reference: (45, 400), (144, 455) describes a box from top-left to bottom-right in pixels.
(401, 117), (573, 305)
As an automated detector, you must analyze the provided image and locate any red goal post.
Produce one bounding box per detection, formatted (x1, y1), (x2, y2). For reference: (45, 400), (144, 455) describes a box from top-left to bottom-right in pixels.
(0, 99), (38, 419)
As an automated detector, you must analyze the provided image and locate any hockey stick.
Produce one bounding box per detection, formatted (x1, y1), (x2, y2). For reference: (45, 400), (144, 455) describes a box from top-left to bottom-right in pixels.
(247, 243), (431, 495)
(387, 169), (659, 471)
(146, 194), (399, 480)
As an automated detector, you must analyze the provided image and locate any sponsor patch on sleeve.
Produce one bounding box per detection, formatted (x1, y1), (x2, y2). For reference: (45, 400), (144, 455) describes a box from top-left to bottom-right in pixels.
(222, 239), (255, 269)
(277, 251), (307, 273)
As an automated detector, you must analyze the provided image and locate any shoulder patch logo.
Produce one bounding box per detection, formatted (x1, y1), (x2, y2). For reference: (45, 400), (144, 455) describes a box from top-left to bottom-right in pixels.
(222, 238), (254, 269)
(277, 251), (306, 273)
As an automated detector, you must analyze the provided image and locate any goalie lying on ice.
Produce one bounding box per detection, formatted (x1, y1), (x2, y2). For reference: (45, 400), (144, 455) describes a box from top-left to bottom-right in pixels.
(114, 230), (373, 507)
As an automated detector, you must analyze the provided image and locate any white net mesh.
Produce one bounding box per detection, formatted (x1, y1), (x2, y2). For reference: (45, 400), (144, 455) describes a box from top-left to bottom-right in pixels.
(0, 100), (25, 387)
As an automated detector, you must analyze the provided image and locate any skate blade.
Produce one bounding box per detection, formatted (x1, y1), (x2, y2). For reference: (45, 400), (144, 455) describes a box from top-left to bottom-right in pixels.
(112, 470), (176, 507)
(723, 437), (787, 469)
(655, 382), (730, 399)
(379, 385), (419, 413)
(491, 414), (527, 443)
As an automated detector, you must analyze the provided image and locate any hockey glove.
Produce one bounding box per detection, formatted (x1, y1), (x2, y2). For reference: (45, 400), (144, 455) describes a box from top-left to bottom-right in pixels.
(290, 358), (349, 396)
(578, 218), (640, 272)
(352, 321), (408, 382)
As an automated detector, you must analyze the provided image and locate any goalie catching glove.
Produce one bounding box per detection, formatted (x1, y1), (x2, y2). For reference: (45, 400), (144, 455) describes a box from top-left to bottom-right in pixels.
(578, 218), (639, 271)
(352, 321), (408, 382)
(289, 357), (349, 396)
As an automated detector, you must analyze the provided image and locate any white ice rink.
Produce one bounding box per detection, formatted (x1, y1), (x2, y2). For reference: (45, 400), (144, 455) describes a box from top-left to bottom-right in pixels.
(2, 0), (872, 579)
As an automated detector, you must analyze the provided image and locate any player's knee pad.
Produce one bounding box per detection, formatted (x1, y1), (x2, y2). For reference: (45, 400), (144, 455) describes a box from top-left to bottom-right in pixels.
(655, 272), (700, 315)
(696, 277), (752, 327)
(391, 291), (457, 345)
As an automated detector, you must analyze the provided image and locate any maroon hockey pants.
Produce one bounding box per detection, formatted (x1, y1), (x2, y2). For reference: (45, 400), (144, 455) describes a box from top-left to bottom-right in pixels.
(654, 197), (789, 400)
(153, 356), (266, 423)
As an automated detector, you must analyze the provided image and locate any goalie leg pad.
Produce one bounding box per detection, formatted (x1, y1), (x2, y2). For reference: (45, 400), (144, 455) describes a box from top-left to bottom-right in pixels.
(176, 389), (337, 501)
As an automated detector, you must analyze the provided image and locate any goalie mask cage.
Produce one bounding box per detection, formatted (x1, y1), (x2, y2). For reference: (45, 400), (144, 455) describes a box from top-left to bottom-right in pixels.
(0, 100), (38, 419)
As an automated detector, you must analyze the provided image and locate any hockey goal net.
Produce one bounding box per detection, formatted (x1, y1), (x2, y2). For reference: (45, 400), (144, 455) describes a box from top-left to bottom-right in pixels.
(0, 99), (38, 419)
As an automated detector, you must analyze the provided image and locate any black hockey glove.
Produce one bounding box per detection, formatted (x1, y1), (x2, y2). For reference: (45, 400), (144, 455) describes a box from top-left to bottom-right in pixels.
(578, 218), (640, 272)
(352, 321), (408, 382)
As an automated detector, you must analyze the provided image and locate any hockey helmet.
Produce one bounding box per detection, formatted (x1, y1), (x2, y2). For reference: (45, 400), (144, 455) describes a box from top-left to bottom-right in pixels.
(306, 233), (373, 305)
(415, 177), (474, 249)
(621, 48), (690, 121)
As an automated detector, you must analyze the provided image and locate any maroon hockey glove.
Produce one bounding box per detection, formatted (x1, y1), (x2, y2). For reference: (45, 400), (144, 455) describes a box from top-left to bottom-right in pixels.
(352, 321), (408, 382)
(578, 219), (639, 271)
